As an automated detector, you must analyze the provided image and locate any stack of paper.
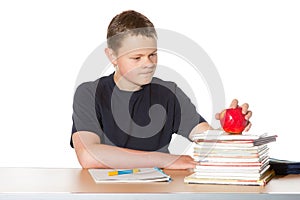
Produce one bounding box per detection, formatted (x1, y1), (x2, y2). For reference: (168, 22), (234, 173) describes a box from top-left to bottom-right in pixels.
(88, 167), (171, 183)
(184, 130), (277, 186)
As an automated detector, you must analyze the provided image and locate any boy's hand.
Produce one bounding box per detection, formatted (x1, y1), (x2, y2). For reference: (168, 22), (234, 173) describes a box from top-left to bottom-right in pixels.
(215, 99), (252, 132)
(164, 155), (198, 170)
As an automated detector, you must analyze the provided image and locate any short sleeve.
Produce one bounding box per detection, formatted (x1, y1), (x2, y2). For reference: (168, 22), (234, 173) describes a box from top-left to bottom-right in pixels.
(70, 81), (104, 147)
(173, 85), (206, 140)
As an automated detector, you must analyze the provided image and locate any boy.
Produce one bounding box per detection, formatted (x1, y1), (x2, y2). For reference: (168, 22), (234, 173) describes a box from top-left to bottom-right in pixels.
(71, 10), (252, 169)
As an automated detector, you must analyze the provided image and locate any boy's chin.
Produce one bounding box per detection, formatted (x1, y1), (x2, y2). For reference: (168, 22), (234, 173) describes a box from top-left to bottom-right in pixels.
(138, 77), (153, 86)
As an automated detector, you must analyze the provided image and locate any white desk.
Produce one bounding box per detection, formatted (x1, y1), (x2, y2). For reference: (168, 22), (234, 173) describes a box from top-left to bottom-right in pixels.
(0, 168), (299, 199)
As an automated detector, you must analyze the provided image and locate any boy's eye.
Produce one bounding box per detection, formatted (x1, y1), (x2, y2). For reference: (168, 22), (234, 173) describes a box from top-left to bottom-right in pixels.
(131, 57), (141, 60)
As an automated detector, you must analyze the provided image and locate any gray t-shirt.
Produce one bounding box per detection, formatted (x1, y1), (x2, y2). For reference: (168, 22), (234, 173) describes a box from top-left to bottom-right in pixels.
(71, 73), (206, 152)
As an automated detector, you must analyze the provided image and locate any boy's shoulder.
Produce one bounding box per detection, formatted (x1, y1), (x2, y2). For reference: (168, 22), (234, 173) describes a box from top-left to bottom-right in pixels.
(76, 74), (113, 91)
(76, 78), (99, 92)
(151, 77), (178, 91)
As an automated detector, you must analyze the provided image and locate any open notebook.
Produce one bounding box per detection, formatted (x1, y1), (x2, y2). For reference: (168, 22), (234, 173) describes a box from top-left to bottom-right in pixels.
(88, 167), (171, 183)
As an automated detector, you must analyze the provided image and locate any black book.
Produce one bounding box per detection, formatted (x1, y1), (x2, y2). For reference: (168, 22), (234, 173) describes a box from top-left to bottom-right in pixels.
(269, 158), (300, 175)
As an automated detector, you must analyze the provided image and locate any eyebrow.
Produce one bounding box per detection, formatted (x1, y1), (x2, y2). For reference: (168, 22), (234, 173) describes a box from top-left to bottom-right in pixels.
(130, 49), (157, 56)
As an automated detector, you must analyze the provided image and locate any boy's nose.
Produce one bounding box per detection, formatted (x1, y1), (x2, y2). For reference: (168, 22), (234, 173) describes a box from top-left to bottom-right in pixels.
(143, 57), (156, 67)
(143, 62), (156, 69)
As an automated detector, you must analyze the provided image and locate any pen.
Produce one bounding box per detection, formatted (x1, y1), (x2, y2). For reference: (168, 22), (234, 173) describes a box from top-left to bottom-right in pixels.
(108, 168), (140, 176)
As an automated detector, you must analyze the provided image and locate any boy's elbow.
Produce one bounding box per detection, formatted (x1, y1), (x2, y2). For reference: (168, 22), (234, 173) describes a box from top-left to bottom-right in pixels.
(76, 148), (107, 169)
(72, 131), (106, 169)
(77, 151), (95, 169)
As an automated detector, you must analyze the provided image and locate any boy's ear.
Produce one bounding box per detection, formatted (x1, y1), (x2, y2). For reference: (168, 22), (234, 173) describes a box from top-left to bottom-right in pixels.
(105, 48), (117, 66)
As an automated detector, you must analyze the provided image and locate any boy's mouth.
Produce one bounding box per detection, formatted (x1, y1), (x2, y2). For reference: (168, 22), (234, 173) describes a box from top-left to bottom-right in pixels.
(140, 71), (154, 74)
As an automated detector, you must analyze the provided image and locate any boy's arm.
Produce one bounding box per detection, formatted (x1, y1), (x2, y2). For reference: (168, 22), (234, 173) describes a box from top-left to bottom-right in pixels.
(72, 131), (198, 169)
(188, 122), (213, 140)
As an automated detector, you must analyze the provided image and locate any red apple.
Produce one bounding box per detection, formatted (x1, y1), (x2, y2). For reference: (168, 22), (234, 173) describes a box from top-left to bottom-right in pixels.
(219, 107), (248, 134)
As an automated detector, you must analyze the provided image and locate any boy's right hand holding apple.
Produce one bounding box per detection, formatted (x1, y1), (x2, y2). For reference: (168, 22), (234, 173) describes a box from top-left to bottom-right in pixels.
(215, 99), (252, 133)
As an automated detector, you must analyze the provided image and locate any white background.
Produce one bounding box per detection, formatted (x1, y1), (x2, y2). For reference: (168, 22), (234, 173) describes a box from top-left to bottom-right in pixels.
(0, 0), (299, 168)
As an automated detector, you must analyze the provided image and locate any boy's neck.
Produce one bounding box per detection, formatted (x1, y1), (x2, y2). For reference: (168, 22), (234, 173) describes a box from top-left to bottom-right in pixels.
(113, 72), (142, 92)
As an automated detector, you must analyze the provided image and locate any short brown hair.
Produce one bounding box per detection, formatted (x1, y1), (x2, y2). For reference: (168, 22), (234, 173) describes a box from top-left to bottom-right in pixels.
(107, 10), (157, 53)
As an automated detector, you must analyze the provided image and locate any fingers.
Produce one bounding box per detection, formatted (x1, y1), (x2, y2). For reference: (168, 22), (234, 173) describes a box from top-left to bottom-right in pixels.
(165, 155), (198, 169)
(184, 155), (199, 169)
(240, 102), (252, 120)
(244, 121), (252, 132)
(215, 112), (220, 120)
(245, 110), (252, 120)
(230, 100), (251, 117)
(239, 102), (252, 132)
(229, 99), (239, 108)
(216, 100), (251, 120)
(241, 103), (249, 114)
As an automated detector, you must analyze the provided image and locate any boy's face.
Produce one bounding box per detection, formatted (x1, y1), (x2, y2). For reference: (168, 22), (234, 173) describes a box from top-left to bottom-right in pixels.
(112, 35), (157, 91)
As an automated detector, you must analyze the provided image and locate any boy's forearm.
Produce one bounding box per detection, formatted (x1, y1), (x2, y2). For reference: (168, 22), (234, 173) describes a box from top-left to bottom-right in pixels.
(79, 143), (178, 169)
(73, 131), (196, 169)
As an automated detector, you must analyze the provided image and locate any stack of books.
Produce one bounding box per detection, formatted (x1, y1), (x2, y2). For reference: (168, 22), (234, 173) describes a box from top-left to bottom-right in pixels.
(184, 130), (277, 186)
